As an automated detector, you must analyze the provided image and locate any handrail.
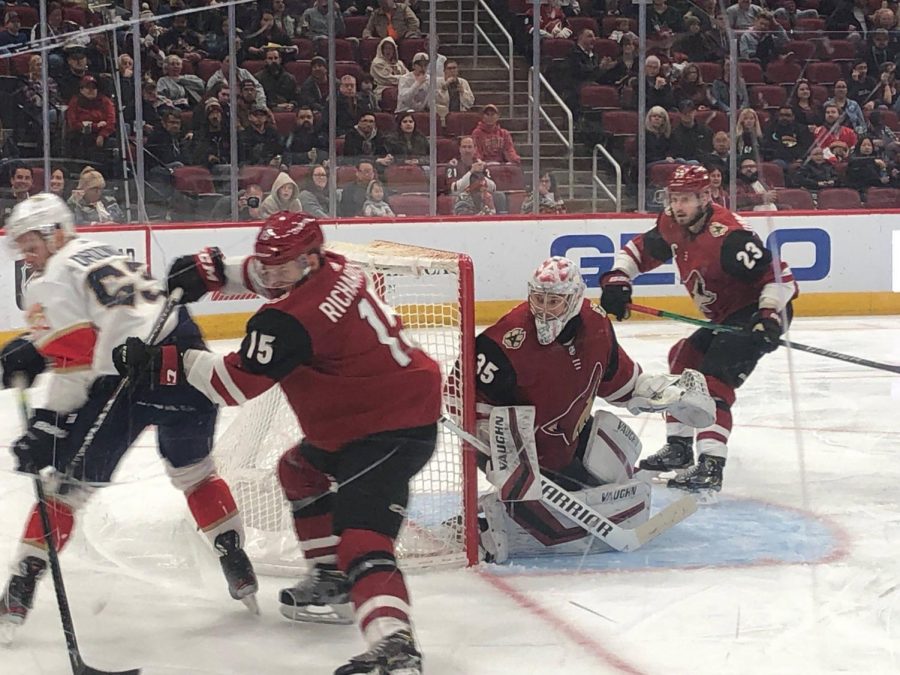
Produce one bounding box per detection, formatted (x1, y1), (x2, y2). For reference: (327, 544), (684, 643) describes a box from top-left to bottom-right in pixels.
(592, 143), (621, 212)
(527, 67), (574, 200)
(472, 0), (514, 114)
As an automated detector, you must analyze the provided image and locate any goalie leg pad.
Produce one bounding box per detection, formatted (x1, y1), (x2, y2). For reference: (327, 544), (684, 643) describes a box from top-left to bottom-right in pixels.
(485, 406), (542, 502)
(279, 445), (338, 566)
(582, 410), (642, 484)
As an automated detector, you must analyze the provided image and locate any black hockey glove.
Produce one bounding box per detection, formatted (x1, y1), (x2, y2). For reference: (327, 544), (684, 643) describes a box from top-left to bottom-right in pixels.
(167, 246), (226, 303)
(0, 336), (46, 388)
(12, 409), (69, 474)
(112, 337), (183, 388)
(599, 271), (633, 321)
(750, 309), (783, 354)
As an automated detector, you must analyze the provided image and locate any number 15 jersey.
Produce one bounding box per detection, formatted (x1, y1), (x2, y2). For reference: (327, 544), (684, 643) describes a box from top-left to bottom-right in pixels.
(183, 251), (443, 451)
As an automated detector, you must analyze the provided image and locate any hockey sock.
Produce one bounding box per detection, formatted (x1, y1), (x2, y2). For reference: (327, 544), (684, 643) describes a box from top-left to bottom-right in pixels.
(278, 451), (337, 566)
(696, 376), (735, 458)
(186, 476), (243, 550)
(17, 498), (75, 563)
(339, 528), (411, 646)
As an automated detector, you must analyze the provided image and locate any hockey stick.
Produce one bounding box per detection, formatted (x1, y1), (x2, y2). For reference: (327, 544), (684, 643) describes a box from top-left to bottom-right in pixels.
(439, 416), (697, 553)
(65, 289), (184, 480)
(628, 303), (900, 375)
(12, 380), (140, 675)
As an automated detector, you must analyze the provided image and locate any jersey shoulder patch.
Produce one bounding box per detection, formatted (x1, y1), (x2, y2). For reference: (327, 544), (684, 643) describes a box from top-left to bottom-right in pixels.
(501, 327), (527, 350)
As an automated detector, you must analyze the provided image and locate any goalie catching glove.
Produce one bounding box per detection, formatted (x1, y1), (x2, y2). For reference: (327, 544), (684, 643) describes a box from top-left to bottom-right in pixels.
(12, 409), (71, 474)
(112, 337), (183, 388)
(167, 246), (226, 303)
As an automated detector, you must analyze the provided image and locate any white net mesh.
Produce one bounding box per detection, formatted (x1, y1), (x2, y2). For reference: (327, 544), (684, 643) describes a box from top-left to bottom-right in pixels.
(213, 241), (474, 575)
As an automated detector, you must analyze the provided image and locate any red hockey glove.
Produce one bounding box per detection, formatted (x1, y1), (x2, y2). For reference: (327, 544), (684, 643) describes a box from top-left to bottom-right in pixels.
(750, 309), (782, 353)
(599, 271), (633, 321)
(167, 247), (225, 303)
(112, 338), (183, 388)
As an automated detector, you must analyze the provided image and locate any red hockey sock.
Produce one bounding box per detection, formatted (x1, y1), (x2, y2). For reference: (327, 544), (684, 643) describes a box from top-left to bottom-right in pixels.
(22, 499), (75, 552)
(278, 449), (337, 566)
(186, 476), (241, 545)
(338, 528), (411, 645)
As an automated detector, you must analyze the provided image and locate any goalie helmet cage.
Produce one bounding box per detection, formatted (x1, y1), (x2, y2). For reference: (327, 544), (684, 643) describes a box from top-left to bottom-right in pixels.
(212, 240), (478, 573)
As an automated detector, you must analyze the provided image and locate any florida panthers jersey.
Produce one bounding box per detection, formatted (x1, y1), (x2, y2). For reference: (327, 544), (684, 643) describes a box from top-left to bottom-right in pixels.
(23, 237), (175, 413)
(475, 301), (640, 472)
(183, 251), (443, 451)
(613, 205), (798, 322)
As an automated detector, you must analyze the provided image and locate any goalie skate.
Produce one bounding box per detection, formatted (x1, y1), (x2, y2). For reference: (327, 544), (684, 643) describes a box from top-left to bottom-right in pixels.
(334, 629), (422, 675)
(279, 564), (353, 625)
(667, 454), (725, 503)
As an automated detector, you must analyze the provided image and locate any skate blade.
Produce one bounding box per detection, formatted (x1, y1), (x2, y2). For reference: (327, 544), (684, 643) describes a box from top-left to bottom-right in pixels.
(240, 593), (260, 615)
(665, 481), (720, 505)
(0, 620), (18, 646)
(279, 602), (353, 625)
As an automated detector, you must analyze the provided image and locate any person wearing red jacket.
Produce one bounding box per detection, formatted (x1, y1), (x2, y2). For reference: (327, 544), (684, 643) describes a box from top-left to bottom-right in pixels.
(471, 104), (522, 164)
(64, 75), (115, 163)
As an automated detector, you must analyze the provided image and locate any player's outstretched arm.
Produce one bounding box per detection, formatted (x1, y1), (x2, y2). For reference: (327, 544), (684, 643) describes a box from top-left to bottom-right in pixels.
(167, 247), (267, 302)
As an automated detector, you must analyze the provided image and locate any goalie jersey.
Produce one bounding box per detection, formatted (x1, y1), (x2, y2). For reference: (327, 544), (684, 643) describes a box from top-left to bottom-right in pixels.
(475, 301), (641, 472)
(183, 251), (443, 451)
(23, 237), (176, 414)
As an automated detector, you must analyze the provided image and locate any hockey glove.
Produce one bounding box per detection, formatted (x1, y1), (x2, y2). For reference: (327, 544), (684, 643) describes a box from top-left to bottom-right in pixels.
(167, 246), (226, 303)
(599, 271), (633, 321)
(750, 309), (783, 353)
(112, 337), (183, 388)
(12, 409), (69, 474)
(0, 336), (46, 388)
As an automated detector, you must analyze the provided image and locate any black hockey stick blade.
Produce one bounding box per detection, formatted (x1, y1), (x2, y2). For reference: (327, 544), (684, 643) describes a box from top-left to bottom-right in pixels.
(79, 665), (141, 675)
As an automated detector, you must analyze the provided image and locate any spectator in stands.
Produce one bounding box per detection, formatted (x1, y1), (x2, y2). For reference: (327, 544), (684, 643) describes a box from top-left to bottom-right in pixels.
(257, 48), (298, 112)
(69, 167), (125, 225)
(738, 11), (788, 68)
(260, 171), (302, 216)
(57, 45), (90, 103)
(117, 53), (137, 124)
(191, 98), (233, 173)
(157, 54), (205, 110)
(521, 171), (566, 214)
(157, 12), (205, 64)
(270, 0), (297, 38)
(726, 0), (763, 31)
(436, 60), (474, 118)
(866, 109), (899, 158)
(646, 0), (684, 34)
(670, 99), (713, 163)
(827, 80), (867, 134)
(49, 166), (67, 200)
(846, 135), (894, 188)
(596, 33), (638, 88)
(705, 131), (732, 168)
(299, 0), (346, 41)
(145, 108), (188, 171)
(706, 162), (729, 207)
(363, 180), (395, 217)
(848, 60), (878, 108)
(133, 80), (165, 133)
(674, 16), (713, 63)
(32, 3), (76, 73)
(0, 11), (27, 53)
(246, 11), (298, 60)
(643, 55), (676, 111)
(298, 163), (330, 216)
(828, 138), (852, 163)
(343, 111), (392, 167)
(472, 104), (521, 164)
(735, 107), (763, 163)
(701, 14), (729, 62)
(825, 0), (871, 40)
(371, 37), (408, 98)
(358, 74), (379, 111)
(211, 184), (265, 221)
(647, 28), (683, 65)
(870, 6), (898, 35)
(606, 16), (636, 43)
(396, 52), (432, 112)
(761, 105), (813, 171)
(340, 159), (376, 217)
(337, 74), (376, 135)
(346, 0), (380, 19)
(863, 29), (896, 75)
(453, 171), (496, 215)
(735, 157), (778, 211)
(16, 55), (60, 135)
(362, 0), (421, 40)
(644, 105), (673, 165)
(237, 78), (269, 130)
(284, 105), (328, 166)
(206, 56), (266, 109)
(0, 162), (33, 220)
(529, 0), (573, 38)
(773, 0), (818, 30)
(793, 145), (839, 190)
(790, 79), (824, 130)
(870, 62), (899, 109)
(298, 56), (329, 114)
(674, 63), (712, 110)
(446, 135), (481, 184)
(65, 75), (116, 164)
(386, 111), (429, 165)
(565, 28), (602, 114)
(239, 104), (283, 165)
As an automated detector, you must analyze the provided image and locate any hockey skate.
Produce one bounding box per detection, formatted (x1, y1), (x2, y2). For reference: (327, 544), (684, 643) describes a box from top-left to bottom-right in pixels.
(279, 563), (352, 624)
(638, 437), (694, 473)
(0, 556), (46, 627)
(214, 530), (259, 614)
(334, 629), (422, 675)
(667, 454), (725, 498)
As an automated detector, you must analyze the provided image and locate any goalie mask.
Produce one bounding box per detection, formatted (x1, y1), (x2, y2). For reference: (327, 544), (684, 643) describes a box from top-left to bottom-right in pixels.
(5, 192), (75, 253)
(528, 256), (586, 345)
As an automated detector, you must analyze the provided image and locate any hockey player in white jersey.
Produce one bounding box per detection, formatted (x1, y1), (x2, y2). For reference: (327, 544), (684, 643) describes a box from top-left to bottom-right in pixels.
(0, 193), (258, 627)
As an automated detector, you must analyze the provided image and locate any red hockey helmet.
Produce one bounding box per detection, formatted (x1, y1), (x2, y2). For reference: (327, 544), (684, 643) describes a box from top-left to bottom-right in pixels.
(667, 165), (711, 194)
(254, 211), (324, 266)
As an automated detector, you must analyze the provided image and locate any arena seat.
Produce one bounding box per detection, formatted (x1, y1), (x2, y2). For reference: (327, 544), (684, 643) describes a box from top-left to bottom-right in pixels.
(580, 84), (620, 110)
(489, 164), (526, 192)
(174, 166), (216, 195)
(389, 193), (429, 216)
(443, 112), (481, 137)
(601, 110), (638, 136)
(775, 188), (815, 210)
(864, 187), (900, 208)
(816, 187), (862, 210)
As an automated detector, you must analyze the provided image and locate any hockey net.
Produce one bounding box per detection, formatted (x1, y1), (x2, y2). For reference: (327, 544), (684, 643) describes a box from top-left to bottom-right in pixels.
(212, 240), (477, 575)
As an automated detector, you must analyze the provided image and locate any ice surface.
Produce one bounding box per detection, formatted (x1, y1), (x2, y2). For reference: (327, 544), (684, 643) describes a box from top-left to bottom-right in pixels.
(0, 317), (898, 674)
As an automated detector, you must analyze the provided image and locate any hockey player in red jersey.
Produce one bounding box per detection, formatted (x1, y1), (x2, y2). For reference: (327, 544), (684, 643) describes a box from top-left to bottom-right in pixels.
(600, 165), (798, 493)
(115, 211), (441, 675)
(473, 256), (715, 562)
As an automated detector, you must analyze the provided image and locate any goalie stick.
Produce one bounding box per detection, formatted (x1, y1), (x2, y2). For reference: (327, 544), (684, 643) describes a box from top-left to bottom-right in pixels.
(12, 380), (140, 675)
(439, 416), (697, 553)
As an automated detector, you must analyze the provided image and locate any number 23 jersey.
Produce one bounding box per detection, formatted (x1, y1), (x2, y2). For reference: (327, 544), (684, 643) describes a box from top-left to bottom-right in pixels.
(183, 251), (443, 451)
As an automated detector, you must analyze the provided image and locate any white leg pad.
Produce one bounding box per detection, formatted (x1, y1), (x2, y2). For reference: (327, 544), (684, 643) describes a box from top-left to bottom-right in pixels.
(583, 410), (642, 484)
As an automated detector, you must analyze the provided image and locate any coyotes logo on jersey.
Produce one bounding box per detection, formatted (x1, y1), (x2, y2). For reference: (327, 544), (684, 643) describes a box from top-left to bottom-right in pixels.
(685, 269), (717, 314)
(539, 362), (604, 444)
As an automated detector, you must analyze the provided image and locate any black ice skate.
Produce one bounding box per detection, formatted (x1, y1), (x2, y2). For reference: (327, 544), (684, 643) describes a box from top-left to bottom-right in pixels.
(638, 436), (694, 472)
(279, 563), (352, 624)
(214, 530), (259, 614)
(334, 629), (422, 675)
(0, 556), (46, 626)
(667, 454), (725, 493)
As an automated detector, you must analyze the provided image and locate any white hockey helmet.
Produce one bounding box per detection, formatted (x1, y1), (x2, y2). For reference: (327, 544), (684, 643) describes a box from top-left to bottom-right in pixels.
(5, 192), (75, 252)
(527, 256), (586, 345)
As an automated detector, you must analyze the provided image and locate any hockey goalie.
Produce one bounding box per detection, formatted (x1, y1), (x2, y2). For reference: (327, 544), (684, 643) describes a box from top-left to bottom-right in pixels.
(472, 256), (714, 563)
